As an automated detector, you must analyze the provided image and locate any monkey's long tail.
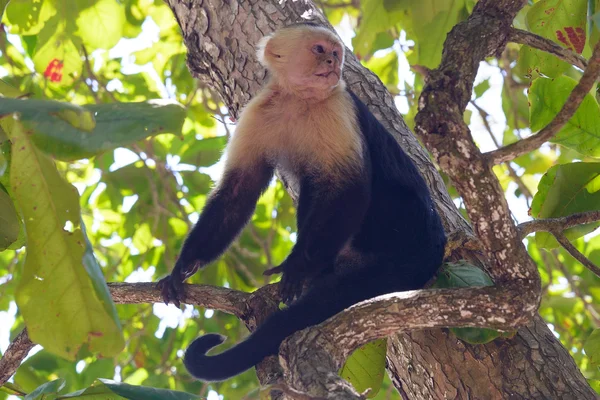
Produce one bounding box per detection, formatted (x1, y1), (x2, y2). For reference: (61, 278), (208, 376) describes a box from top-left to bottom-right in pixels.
(183, 260), (436, 382)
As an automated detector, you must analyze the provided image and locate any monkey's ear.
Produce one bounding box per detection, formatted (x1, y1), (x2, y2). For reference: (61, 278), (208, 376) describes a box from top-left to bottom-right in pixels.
(256, 34), (274, 67)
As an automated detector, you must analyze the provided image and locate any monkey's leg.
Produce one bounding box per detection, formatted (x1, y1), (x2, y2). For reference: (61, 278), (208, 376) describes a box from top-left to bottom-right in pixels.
(274, 176), (370, 303)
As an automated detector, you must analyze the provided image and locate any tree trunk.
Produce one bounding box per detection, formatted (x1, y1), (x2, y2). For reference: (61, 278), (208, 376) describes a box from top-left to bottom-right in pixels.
(164, 0), (597, 398)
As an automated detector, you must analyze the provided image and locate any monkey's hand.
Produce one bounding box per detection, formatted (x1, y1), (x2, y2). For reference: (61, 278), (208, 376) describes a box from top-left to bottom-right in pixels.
(264, 257), (315, 304)
(156, 260), (201, 308)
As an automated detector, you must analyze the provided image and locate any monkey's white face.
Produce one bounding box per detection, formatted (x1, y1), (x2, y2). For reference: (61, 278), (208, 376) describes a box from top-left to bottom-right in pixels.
(284, 39), (344, 93)
(258, 27), (345, 97)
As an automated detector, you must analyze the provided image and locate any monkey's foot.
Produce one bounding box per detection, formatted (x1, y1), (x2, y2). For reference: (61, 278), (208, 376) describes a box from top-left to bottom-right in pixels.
(156, 261), (200, 307)
(157, 274), (185, 308)
(444, 230), (483, 260)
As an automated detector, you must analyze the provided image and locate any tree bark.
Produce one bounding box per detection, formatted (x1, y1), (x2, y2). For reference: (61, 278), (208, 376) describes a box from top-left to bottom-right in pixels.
(164, 0), (597, 398)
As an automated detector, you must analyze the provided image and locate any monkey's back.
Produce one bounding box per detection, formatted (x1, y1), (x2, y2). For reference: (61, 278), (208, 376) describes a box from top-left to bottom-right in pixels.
(348, 90), (446, 286)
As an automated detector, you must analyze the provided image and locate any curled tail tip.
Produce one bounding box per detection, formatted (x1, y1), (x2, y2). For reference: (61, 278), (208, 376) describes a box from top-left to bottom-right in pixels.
(185, 333), (227, 358)
(184, 333), (228, 381)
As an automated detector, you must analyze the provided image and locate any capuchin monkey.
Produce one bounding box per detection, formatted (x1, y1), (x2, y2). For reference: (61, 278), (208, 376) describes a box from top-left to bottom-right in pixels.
(157, 23), (446, 382)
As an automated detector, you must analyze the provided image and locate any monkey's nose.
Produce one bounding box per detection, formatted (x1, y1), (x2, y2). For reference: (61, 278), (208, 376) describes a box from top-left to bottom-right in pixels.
(326, 58), (333, 65)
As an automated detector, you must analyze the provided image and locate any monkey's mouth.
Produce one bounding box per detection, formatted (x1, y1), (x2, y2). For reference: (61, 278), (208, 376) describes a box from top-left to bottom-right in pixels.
(315, 71), (338, 78)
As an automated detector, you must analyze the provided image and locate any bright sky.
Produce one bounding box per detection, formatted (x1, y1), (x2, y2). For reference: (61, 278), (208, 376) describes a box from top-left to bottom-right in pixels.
(0, 12), (547, 399)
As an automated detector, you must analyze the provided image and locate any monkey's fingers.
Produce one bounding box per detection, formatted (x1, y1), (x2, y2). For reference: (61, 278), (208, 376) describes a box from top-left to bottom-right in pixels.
(279, 276), (303, 304)
(263, 265), (283, 276)
(157, 276), (183, 308)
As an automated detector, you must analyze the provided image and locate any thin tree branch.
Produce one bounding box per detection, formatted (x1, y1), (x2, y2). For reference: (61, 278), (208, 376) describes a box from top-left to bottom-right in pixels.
(486, 40), (600, 165)
(508, 28), (588, 70)
(107, 282), (252, 317)
(518, 211), (600, 238)
(0, 329), (34, 387)
(552, 232), (600, 278)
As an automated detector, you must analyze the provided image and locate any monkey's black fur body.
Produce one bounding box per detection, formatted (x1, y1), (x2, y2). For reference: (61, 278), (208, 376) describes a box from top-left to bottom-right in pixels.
(178, 90), (446, 381)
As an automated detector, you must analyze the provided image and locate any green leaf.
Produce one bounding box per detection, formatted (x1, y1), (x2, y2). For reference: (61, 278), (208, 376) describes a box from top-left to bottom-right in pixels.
(352, 0), (404, 58)
(515, 0), (587, 78)
(60, 384), (124, 400)
(179, 136), (227, 167)
(54, 109), (96, 132)
(7, 121), (124, 360)
(24, 379), (65, 400)
(340, 339), (387, 398)
(33, 15), (83, 86)
(0, 98), (185, 161)
(410, 0), (465, 69)
(529, 76), (600, 157)
(448, 327), (502, 345)
(98, 379), (203, 400)
(516, 46), (569, 79)
(364, 51), (399, 90)
(474, 79), (490, 98)
(4, 0), (56, 35)
(0, 0), (10, 22)
(433, 261), (494, 288)
(0, 182), (20, 250)
(531, 162), (600, 248)
(585, 328), (600, 366)
(433, 262), (504, 344)
(76, 0), (126, 50)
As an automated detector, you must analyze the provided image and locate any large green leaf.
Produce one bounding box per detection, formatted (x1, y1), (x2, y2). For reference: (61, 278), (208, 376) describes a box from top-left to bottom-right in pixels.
(7, 120), (124, 360)
(529, 76), (600, 157)
(0, 98), (185, 161)
(97, 379), (202, 400)
(516, 0), (587, 78)
(531, 162), (600, 248)
(340, 339), (387, 398)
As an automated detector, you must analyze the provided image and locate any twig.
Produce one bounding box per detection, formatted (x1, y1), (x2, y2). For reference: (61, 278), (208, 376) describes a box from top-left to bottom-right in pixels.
(81, 45), (118, 102)
(552, 232), (600, 278)
(0, 329), (34, 386)
(551, 251), (600, 326)
(486, 40), (600, 165)
(518, 211), (600, 238)
(508, 28), (588, 71)
(471, 100), (533, 202)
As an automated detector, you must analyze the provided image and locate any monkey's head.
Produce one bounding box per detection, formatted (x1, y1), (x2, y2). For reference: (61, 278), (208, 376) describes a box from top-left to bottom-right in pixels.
(257, 24), (345, 95)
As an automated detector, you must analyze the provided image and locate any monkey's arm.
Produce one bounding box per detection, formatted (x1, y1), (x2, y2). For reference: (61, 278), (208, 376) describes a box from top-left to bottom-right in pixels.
(159, 162), (274, 306)
(267, 174), (370, 303)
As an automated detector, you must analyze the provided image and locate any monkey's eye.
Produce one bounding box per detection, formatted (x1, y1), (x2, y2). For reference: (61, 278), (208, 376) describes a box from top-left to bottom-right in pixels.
(333, 50), (339, 58)
(313, 45), (325, 54)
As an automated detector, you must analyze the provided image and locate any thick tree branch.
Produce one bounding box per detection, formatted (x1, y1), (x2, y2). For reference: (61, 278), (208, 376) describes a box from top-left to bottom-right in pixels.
(486, 40), (600, 165)
(518, 211), (600, 238)
(508, 28), (588, 70)
(280, 286), (531, 398)
(415, 0), (538, 288)
(553, 232), (600, 278)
